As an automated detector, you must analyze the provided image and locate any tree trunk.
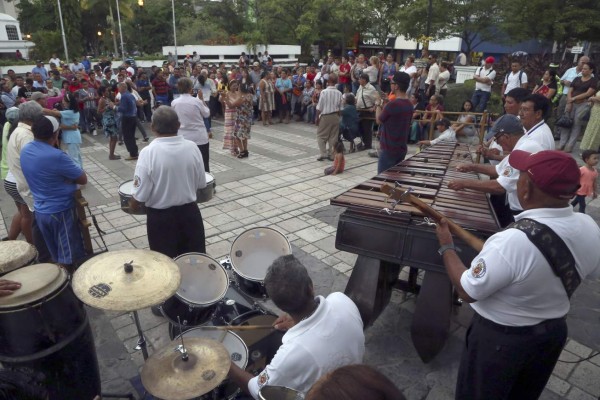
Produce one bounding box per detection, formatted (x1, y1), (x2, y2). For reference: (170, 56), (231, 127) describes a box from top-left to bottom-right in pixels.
(108, 1), (119, 59)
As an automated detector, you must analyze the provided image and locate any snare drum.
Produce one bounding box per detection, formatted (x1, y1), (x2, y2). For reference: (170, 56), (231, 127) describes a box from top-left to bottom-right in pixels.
(230, 227), (292, 298)
(259, 386), (305, 400)
(196, 172), (215, 203)
(0, 240), (37, 275)
(118, 180), (146, 215)
(161, 253), (229, 332)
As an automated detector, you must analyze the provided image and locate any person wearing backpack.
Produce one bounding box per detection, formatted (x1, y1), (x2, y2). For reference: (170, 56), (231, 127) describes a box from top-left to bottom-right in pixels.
(501, 60), (528, 99)
(471, 56), (496, 113)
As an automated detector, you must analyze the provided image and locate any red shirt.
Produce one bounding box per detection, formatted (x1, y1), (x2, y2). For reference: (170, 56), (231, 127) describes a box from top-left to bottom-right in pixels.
(339, 63), (351, 84)
(152, 78), (169, 95)
(306, 72), (316, 82)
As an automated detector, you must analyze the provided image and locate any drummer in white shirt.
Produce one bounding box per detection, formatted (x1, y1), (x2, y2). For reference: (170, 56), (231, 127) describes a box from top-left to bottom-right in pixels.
(130, 106), (206, 260)
(518, 93), (555, 150)
(171, 78), (211, 172)
(228, 255), (365, 399)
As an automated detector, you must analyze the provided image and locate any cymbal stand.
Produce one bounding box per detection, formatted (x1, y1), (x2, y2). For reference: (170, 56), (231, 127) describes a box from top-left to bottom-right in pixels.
(175, 316), (189, 361)
(133, 309), (149, 361)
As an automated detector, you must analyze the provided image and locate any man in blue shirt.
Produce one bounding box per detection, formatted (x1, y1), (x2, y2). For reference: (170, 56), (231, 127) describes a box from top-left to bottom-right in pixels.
(21, 116), (87, 270)
(31, 60), (48, 81)
(118, 82), (139, 160)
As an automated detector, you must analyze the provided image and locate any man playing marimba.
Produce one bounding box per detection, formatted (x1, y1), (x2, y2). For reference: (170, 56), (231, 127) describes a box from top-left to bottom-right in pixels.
(436, 150), (600, 400)
(448, 114), (543, 224)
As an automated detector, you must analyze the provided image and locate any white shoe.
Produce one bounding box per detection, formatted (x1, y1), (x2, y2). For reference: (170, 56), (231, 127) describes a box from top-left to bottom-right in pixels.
(92, 129), (97, 136)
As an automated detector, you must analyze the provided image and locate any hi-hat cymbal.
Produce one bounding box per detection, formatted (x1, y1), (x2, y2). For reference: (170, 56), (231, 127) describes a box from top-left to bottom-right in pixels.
(72, 249), (181, 311)
(141, 338), (231, 400)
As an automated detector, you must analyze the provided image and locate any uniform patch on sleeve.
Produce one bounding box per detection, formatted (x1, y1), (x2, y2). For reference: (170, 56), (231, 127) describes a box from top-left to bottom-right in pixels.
(471, 258), (487, 279)
(502, 166), (514, 177)
(257, 370), (269, 388)
(133, 175), (141, 188)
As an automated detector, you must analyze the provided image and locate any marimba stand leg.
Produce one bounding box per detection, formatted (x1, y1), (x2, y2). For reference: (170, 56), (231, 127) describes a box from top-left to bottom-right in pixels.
(410, 270), (452, 363)
(344, 256), (399, 328)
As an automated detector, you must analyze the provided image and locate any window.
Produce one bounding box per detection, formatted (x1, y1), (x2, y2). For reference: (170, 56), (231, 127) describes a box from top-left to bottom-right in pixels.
(6, 25), (19, 41)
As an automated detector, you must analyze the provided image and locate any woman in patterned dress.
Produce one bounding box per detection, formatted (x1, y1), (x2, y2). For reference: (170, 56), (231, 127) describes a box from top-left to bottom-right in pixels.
(580, 89), (600, 151)
(259, 71), (274, 126)
(221, 80), (241, 155)
(98, 86), (120, 160)
(233, 83), (254, 158)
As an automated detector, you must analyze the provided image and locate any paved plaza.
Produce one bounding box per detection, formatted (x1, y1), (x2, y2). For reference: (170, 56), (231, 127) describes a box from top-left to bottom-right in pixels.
(1, 119), (599, 400)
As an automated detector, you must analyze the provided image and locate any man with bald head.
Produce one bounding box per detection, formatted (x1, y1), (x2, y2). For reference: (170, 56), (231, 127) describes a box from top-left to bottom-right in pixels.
(436, 150), (600, 400)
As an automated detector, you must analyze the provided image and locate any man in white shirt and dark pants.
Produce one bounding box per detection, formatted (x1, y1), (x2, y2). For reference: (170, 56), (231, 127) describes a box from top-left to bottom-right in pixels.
(471, 56), (496, 113)
(130, 106), (207, 259)
(171, 78), (212, 172)
(501, 60), (528, 99)
(228, 254), (365, 398)
(315, 73), (343, 161)
(436, 150), (600, 400)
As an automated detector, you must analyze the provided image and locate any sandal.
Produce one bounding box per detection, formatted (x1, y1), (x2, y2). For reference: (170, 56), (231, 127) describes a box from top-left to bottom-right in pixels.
(109, 155), (122, 160)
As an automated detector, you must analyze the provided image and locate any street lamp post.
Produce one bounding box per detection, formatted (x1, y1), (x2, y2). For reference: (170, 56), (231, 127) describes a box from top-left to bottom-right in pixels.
(115, 0), (126, 60)
(57, 0), (70, 63)
(172, 0), (178, 63)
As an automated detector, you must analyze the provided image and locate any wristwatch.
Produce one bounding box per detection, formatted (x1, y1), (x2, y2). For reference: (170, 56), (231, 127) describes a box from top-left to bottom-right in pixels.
(438, 244), (456, 256)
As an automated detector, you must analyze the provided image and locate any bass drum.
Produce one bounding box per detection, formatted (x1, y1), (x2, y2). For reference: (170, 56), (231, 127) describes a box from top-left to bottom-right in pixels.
(177, 328), (248, 400)
(230, 227), (292, 298)
(0, 264), (100, 400)
(162, 253), (229, 334)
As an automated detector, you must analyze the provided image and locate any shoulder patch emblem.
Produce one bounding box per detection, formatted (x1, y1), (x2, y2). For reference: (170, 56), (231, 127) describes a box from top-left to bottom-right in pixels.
(502, 166), (513, 177)
(471, 258), (487, 279)
(257, 370), (269, 387)
(133, 175), (141, 188)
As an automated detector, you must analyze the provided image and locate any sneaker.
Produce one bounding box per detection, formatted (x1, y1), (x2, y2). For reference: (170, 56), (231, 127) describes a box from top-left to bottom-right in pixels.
(92, 130), (97, 136)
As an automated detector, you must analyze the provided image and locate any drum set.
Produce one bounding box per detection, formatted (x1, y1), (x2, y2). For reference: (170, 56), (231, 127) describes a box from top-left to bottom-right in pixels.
(0, 227), (304, 400)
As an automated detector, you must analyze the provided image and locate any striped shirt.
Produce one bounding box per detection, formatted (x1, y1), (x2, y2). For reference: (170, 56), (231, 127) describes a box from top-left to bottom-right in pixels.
(316, 86), (343, 115)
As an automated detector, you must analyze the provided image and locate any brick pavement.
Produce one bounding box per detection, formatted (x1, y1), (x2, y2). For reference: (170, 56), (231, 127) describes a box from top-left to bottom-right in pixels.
(1, 119), (598, 400)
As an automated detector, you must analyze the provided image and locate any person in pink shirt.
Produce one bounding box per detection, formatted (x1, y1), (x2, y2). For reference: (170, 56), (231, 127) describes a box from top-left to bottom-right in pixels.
(571, 150), (599, 213)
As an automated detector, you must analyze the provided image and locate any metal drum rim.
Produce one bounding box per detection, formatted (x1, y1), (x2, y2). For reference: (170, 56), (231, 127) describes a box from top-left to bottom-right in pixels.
(174, 327), (249, 370)
(118, 179), (135, 196)
(173, 252), (230, 306)
(229, 227), (292, 281)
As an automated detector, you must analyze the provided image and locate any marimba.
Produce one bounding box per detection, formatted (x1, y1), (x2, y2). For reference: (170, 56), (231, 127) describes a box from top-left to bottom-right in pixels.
(331, 143), (500, 362)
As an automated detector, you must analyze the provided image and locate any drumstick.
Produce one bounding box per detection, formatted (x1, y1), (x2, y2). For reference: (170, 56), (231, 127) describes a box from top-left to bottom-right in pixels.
(380, 183), (485, 252)
(200, 325), (275, 331)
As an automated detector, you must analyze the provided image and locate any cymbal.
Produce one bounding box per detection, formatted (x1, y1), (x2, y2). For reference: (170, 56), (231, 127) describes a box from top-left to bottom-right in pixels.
(72, 249), (181, 311)
(141, 338), (231, 400)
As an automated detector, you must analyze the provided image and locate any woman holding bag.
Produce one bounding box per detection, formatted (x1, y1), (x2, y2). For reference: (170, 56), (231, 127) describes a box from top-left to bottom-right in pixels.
(559, 62), (598, 152)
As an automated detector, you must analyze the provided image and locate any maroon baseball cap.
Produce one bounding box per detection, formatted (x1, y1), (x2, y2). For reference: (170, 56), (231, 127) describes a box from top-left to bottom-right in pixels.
(509, 150), (580, 199)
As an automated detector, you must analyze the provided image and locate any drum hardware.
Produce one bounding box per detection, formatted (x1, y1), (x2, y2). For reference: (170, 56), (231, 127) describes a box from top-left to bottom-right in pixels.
(199, 325), (274, 331)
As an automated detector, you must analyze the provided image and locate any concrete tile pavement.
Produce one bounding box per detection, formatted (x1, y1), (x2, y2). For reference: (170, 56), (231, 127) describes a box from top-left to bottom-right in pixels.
(1, 119), (599, 399)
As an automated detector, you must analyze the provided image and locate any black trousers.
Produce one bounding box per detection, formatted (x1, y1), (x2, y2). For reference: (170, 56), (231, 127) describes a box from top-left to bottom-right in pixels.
(121, 116), (138, 157)
(489, 193), (514, 228)
(456, 313), (567, 400)
(198, 143), (210, 173)
(358, 117), (373, 149)
(146, 202), (205, 259)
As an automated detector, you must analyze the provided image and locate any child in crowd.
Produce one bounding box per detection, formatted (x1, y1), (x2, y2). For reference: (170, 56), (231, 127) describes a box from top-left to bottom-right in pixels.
(417, 118), (455, 147)
(324, 141), (345, 176)
(571, 150), (598, 214)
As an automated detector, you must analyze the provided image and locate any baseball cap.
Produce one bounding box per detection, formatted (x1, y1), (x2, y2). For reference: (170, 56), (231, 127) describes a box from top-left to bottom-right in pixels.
(508, 150), (580, 199)
(30, 92), (48, 101)
(253, 61), (259, 67)
(485, 114), (523, 141)
(485, 56), (495, 64)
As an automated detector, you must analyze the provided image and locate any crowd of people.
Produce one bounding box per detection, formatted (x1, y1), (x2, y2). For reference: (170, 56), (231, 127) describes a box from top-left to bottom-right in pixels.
(0, 48), (599, 400)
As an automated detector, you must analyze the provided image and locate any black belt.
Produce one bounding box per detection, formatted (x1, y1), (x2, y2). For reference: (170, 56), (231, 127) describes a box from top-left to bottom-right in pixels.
(474, 313), (566, 335)
(321, 112), (338, 116)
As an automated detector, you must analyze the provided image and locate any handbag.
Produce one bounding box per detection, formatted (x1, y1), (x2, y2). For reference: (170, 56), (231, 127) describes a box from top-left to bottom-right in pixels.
(555, 113), (573, 128)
